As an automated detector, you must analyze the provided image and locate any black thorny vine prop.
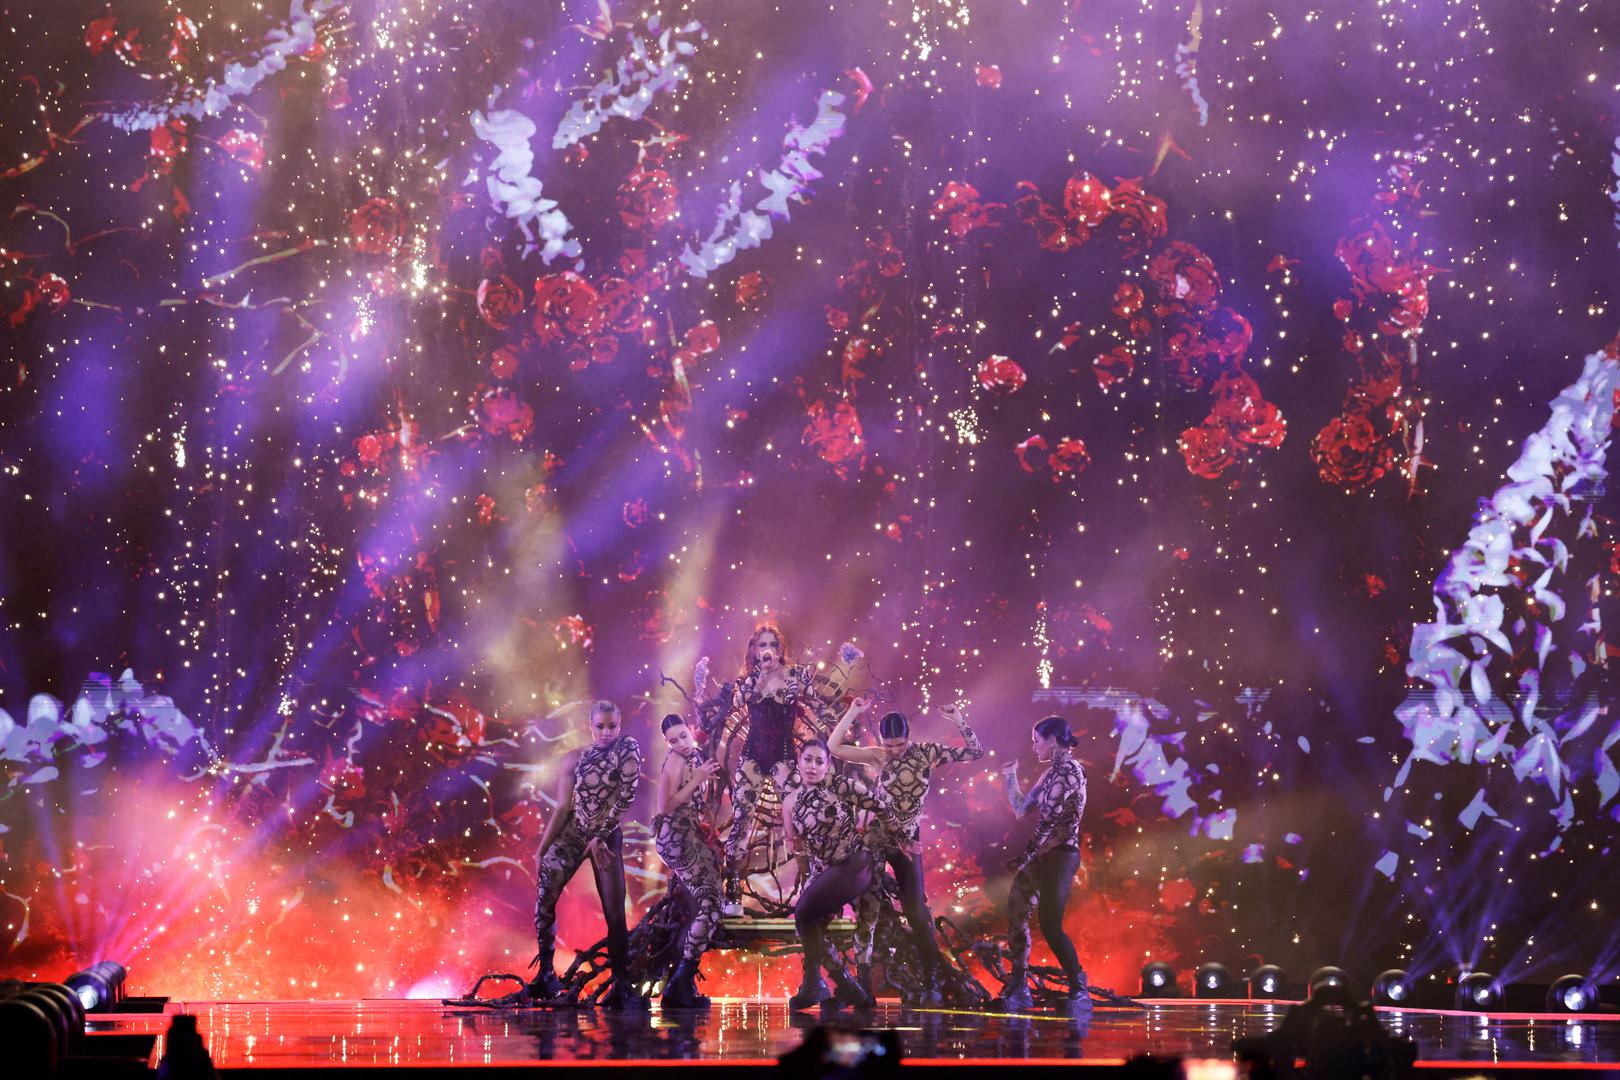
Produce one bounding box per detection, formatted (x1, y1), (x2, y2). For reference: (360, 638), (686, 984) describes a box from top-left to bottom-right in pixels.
(445, 866), (1135, 1009)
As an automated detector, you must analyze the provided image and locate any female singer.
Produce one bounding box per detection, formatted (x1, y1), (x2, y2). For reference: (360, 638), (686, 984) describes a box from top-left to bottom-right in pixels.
(710, 625), (835, 915)
(995, 715), (1088, 1011)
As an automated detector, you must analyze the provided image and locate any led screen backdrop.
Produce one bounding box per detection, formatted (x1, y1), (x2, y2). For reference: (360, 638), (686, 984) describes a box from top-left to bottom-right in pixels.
(1, 0), (1617, 1000)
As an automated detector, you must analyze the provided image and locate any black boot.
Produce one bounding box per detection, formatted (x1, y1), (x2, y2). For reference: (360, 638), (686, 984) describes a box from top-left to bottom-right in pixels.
(789, 952), (830, 1011)
(995, 968), (1033, 1012)
(856, 963), (876, 1002)
(662, 957), (711, 1009)
(527, 947), (568, 1002)
(830, 964), (875, 1009)
(913, 953), (943, 1007)
(602, 976), (649, 1010)
(1060, 964), (1090, 1012)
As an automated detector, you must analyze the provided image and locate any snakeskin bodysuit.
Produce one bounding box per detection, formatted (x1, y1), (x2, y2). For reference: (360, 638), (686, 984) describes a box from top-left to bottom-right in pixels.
(853, 725), (984, 967)
(1016, 752), (1087, 863)
(790, 774), (880, 873)
(653, 748), (723, 962)
(866, 726), (985, 852)
(1004, 749), (1088, 976)
(571, 736), (644, 839)
(533, 735), (643, 957)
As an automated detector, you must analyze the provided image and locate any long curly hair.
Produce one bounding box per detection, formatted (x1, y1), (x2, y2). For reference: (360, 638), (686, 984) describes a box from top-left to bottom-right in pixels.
(740, 623), (788, 678)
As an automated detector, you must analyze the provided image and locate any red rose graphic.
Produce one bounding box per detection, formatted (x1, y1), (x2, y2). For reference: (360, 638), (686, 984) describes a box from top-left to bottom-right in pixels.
(1179, 421), (1240, 480)
(1210, 373), (1287, 448)
(480, 388), (534, 441)
(1108, 179), (1168, 255)
(1015, 181), (1083, 252)
(735, 270), (768, 308)
(533, 271), (602, 344)
(1062, 172), (1112, 227)
(476, 275), (525, 330)
(1148, 241), (1221, 316)
(596, 276), (644, 334)
(932, 180), (1002, 239)
(803, 399), (865, 479)
(34, 273), (71, 314)
(1310, 412), (1394, 488)
(617, 166), (679, 230)
(1111, 283), (1145, 319)
(350, 197), (406, 255)
(977, 354), (1028, 394)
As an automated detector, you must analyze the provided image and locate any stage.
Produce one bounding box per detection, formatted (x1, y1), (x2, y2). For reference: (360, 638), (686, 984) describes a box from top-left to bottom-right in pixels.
(77, 998), (1620, 1077)
(6, 3), (1620, 1079)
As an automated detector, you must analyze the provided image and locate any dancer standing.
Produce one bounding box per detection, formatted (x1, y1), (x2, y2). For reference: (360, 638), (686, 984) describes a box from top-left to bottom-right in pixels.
(831, 699), (984, 1004)
(711, 625), (834, 915)
(530, 700), (644, 1008)
(995, 715), (1088, 1011)
(653, 713), (724, 1008)
(783, 738), (881, 1011)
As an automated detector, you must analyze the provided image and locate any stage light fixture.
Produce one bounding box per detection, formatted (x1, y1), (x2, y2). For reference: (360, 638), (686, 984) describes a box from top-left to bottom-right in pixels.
(1456, 971), (1503, 1012)
(0, 991), (61, 1077)
(1140, 962), (1179, 998)
(1547, 974), (1595, 1014)
(65, 960), (126, 1012)
(1195, 962), (1232, 998)
(1371, 969), (1412, 1006)
(24, 983), (84, 1053)
(1248, 964), (1287, 999)
(1307, 966), (1347, 996)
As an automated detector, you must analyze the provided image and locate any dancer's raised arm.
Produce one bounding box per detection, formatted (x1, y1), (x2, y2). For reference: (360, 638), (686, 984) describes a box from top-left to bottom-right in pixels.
(933, 703), (985, 764)
(828, 697), (885, 766)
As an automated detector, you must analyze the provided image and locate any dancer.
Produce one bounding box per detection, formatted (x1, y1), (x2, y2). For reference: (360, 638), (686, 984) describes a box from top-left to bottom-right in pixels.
(783, 738), (882, 1011)
(652, 712), (724, 1008)
(995, 715), (1088, 1011)
(713, 625), (834, 915)
(530, 700), (644, 1008)
(831, 698), (984, 1004)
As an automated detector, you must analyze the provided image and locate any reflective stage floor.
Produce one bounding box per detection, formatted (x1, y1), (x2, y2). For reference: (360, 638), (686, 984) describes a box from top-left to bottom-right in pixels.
(84, 998), (1620, 1076)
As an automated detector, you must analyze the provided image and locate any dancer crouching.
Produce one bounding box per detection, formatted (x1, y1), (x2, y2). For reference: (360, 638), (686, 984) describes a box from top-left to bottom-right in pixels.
(996, 715), (1088, 1011)
(783, 738), (881, 1011)
(653, 713), (724, 1008)
(530, 700), (644, 1008)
